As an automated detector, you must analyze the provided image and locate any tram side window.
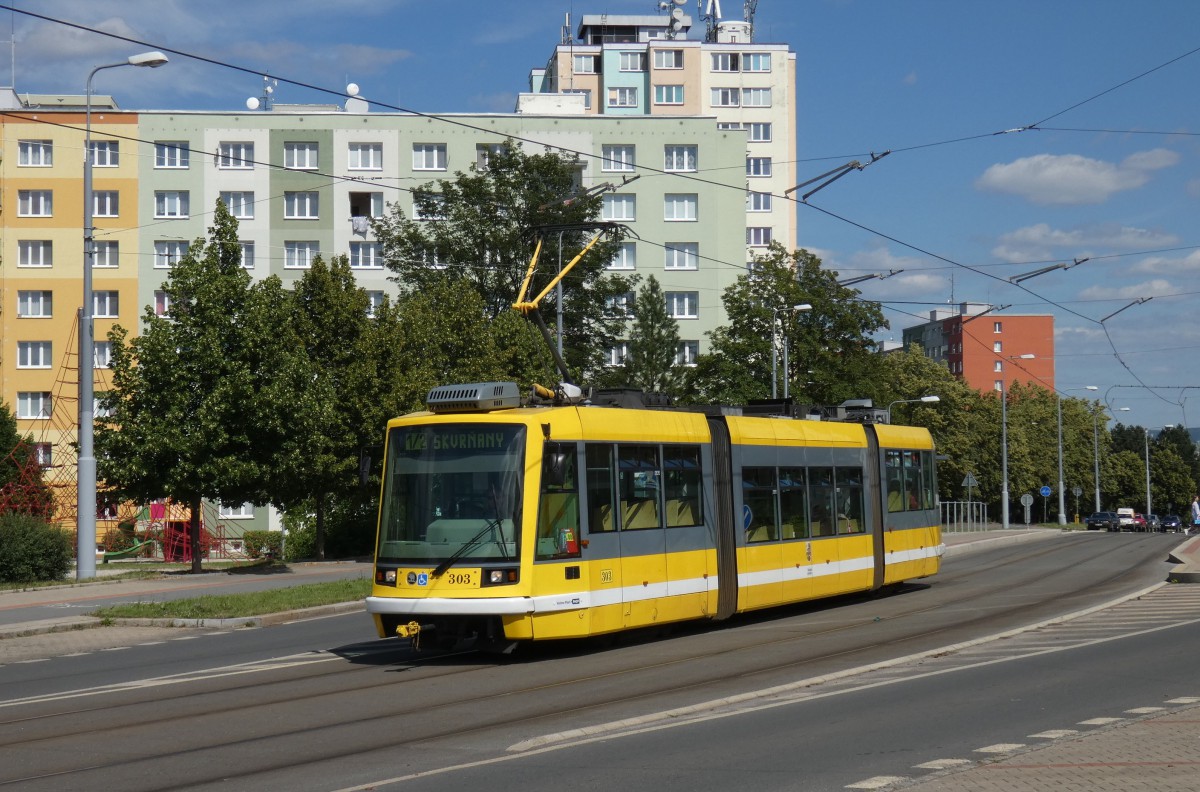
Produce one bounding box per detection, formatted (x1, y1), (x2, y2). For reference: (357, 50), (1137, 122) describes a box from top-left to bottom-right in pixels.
(835, 467), (865, 534)
(663, 444), (703, 527)
(902, 451), (922, 511)
(619, 445), (661, 530)
(885, 449), (904, 513)
(742, 466), (777, 542)
(779, 467), (809, 540)
(585, 444), (617, 533)
(809, 466), (837, 537)
(920, 450), (936, 508)
(537, 442), (581, 560)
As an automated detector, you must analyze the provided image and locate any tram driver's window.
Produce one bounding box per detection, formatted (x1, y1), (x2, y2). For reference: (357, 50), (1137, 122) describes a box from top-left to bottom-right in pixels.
(585, 444), (617, 533)
(536, 442), (580, 560)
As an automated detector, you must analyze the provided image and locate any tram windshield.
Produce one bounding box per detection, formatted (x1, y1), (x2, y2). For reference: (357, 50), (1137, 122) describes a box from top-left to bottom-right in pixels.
(376, 424), (525, 564)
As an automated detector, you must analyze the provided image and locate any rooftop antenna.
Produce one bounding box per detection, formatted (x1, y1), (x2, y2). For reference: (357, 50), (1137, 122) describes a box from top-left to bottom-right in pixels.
(245, 75), (277, 111)
(663, 0), (687, 39)
(744, 0), (759, 42)
(699, 0), (722, 41)
(344, 82), (369, 113)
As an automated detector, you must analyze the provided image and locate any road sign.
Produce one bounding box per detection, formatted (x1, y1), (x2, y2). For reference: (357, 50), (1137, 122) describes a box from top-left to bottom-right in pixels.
(1072, 486), (1082, 497)
(1039, 485), (1052, 497)
(1020, 493), (1034, 507)
(962, 473), (979, 488)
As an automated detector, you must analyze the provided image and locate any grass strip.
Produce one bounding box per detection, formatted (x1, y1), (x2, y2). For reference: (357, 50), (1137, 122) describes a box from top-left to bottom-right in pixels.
(91, 577), (372, 620)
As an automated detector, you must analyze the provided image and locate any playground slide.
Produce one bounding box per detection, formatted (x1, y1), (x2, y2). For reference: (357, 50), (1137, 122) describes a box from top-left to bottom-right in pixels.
(102, 540), (157, 563)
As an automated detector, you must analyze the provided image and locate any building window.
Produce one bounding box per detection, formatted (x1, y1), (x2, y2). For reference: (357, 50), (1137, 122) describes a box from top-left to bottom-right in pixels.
(366, 291), (385, 318)
(608, 87), (638, 108)
(653, 49), (683, 69)
(747, 122), (773, 142)
(654, 85), (684, 105)
(284, 141), (319, 169)
(154, 240), (188, 268)
(710, 53), (740, 72)
(18, 140), (52, 166)
(413, 143), (447, 171)
(17, 392), (51, 420)
(220, 191), (255, 219)
(664, 145), (697, 172)
(17, 291), (52, 318)
(18, 190), (52, 217)
(94, 395), (112, 420)
(601, 144), (636, 172)
(609, 241), (636, 270)
(284, 191), (319, 219)
(93, 291), (119, 318)
(349, 192), (385, 219)
(675, 340), (700, 366)
(33, 443), (52, 467)
(746, 156), (773, 177)
(217, 141), (254, 169)
(665, 242), (698, 270)
(743, 53), (772, 72)
(476, 143), (506, 169)
(92, 190), (119, 217)
(606, 292), (635, 318)
(994, 360), (1003, 372)
(993, 321), (1003, 333)
(411, 192), (446, 221)
(743, 87), (772, 107)
(93, 341), (112, 369)
(239, 241), (255, 269)
(154, 290), (172, 316)
(573, 54), (599, 74)
(90, 140), (119, 167)
(993, 341), (1002, 353)
(607, 343), (629, 367)
(746, 227), (773, 246)
(747, 191), (772, 212)
(155, 141), (189, 168)
(664, 193), (698, 221)
(17, 341), (52, 369)
(711, 87), (741, 107)
(348, 142), (383, 170)
(155, 191), (190, 218)
(94, 241), (119, 268)
(994, 380), (1003, 392)
(18, 241), (52, 267)
(602, 194), (636, 221)
(666, 291), (699, 319)
(218, 503), (254, 519)
(349, 242), (382, 269)
(619, 51), (646, 71)
(284, 241), (319, 269)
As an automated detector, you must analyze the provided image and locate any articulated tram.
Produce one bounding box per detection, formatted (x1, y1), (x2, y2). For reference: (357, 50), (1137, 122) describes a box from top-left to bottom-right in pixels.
(366, 382), (942, 650)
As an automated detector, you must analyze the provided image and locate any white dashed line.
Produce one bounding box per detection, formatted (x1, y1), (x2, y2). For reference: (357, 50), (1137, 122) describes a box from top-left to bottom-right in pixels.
(974, 743), (1025, 754)
(845, 776), (909, 789)
(1125, 706), (1165, 714)
(1029, 729), (1078, 739)
(913, 758), (972, 770)
(1079, 717), (1123, 726)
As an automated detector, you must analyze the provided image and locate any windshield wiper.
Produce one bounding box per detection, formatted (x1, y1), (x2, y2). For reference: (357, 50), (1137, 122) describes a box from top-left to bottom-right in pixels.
(431, 518), (504, 577)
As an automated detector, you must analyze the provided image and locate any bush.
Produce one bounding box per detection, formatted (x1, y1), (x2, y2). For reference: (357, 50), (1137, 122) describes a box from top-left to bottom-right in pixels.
(281, 510), (315, 562)
(0, 513), (74, 583)
(242, 530), (283, 559)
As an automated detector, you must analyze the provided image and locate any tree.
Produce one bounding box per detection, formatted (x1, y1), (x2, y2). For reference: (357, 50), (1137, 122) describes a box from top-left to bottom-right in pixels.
(622, 275), (680, 393)
(97, 202), (306, 572)
(0, 402), (53, 519)
(373, 140), (633, 383)
(683, 245), (886, 405)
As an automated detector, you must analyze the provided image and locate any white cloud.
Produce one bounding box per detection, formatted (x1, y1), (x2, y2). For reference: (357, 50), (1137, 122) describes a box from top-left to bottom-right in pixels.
(991, 222), (1178, 262)
(1078, 279), (1176, 301)
(975, 149), (1179, 205)
(1131, 250), (1200, 275)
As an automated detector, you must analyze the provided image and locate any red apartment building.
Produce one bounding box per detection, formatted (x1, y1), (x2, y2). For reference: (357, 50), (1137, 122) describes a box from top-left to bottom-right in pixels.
(901, 304), (1055, 394)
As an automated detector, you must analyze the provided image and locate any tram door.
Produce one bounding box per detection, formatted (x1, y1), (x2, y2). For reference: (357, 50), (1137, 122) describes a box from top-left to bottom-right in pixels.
(583, 444), (625, 635)
(615, 445), (667, 628)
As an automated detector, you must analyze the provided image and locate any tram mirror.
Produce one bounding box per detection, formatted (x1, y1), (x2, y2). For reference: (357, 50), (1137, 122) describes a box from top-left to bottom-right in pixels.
(359, 454), (372, 487)
(543, 452), (569, 488)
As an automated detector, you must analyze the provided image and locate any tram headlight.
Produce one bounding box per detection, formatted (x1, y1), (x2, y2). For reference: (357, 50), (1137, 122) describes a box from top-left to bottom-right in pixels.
(483, 568), (519, 586)
(375, 568), (397, 586)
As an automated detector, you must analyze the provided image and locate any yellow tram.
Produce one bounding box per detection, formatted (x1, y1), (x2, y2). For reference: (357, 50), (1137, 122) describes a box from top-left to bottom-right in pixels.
(366, 382), (942, 650)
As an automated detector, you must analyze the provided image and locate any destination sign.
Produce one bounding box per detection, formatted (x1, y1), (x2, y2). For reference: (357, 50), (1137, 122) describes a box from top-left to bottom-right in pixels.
(402, 431), (510, 453)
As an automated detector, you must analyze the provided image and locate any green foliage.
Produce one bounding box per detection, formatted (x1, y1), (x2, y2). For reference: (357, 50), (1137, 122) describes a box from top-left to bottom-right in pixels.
(241, 530), (283, 559)
(373, 139), (633, 383)
(0, 514), (73, 583)
(621, 275), (681, 393)
(0, 402), (54, 518)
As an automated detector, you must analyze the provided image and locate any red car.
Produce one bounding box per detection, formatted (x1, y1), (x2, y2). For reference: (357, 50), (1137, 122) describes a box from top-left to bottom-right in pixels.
(1131, 513), (1148, 532)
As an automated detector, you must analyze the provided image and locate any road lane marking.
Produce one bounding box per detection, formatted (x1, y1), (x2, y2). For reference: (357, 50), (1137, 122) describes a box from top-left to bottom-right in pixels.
(845, 777), (908, 789)
(913, 758), (972, 770)
(974, 743), (1024, 754)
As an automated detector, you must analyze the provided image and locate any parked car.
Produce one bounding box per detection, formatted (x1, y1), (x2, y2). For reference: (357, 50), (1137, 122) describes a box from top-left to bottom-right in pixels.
(1117, 507), (1135, 529)
(1160, 514), (1183, 533)
(1086, 511), (1119, 531)
(1132, 513), (1148, 532)
(1146, 514), (1162, 532)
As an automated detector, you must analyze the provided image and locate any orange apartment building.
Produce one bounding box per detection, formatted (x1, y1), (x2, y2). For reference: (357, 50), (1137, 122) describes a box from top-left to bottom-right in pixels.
(901, 303), (1055, 394)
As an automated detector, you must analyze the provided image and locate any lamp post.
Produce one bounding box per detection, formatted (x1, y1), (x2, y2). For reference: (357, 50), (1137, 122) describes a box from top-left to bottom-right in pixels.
(1057, 385), (1097, 524)
(1000, 353), (1035, 530)
(770, 304), (812, 399)
(1093, 405), (1130, 514)
(886, 395), (940, 423)
(79, 51), (169, 581)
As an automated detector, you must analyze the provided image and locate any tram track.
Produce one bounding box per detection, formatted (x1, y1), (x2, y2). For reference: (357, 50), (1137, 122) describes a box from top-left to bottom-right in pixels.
(0, 533), (1178, 791)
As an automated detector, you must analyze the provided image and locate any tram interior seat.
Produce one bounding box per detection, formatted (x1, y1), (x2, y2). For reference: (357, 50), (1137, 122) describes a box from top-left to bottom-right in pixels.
(665, 499), (697, 527)
(591, 504), (614, 532)
(780, 522), (798, 540)
(623, 499), (659, 530)
(746, 524), (776, 543)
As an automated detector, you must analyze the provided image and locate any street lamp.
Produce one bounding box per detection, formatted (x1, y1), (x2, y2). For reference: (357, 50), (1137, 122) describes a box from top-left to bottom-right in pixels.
(1057, 385), (1097, 524)
(79, 51), (169, 581)
(886, 395), (940, 423)
(1000, 353), (1035, 530)
(770, 304), (812, 399)
(1093, 406), (1130, 513)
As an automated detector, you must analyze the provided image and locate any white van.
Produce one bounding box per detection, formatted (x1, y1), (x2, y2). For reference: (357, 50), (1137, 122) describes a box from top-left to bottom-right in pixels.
(1117, 507), (1135, 529)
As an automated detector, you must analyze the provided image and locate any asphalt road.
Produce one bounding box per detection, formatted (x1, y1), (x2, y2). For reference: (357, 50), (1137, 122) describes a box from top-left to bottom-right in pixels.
(1, 531), (1190, 792)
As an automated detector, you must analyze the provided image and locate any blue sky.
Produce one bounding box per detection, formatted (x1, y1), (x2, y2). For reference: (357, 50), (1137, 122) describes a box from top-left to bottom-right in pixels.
(6, 0), (1200, 430)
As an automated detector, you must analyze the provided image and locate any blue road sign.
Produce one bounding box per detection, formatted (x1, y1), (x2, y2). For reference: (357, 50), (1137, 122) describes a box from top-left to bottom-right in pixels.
(1039, 485), (1052, 497)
